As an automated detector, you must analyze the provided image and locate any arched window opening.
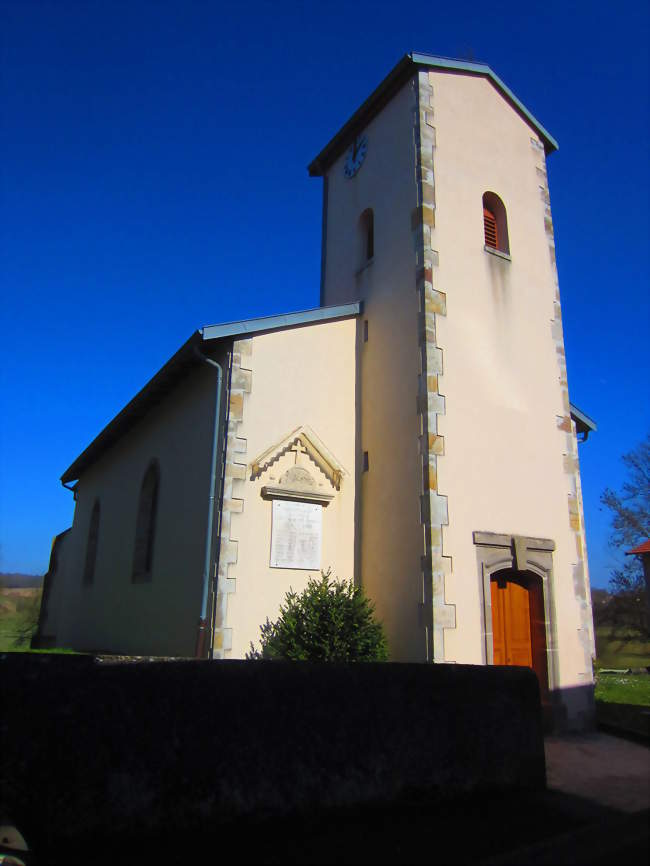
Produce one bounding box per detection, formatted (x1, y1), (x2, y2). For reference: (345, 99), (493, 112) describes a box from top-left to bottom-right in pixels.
(482, 192), (509, 255)
(83, 499), (100, 585)
(358, 208), (374, 266)
(132, 461), (160, 582)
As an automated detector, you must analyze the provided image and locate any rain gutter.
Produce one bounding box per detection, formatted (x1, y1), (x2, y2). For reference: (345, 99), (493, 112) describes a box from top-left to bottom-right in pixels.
(194, 348), (225, 659)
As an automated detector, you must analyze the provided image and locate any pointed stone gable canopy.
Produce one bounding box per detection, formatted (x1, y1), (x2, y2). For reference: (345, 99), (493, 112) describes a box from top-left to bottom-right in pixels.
(251, 426), (347, 492)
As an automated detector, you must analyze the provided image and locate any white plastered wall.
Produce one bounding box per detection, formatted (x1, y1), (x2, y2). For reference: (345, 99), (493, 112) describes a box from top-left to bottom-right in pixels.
(52, 359), (222, 656)
(427, 71), (592, 691)
(317, 68), (594, 693)
(321, 79), (426, 661)
(225, 318), (357, 659)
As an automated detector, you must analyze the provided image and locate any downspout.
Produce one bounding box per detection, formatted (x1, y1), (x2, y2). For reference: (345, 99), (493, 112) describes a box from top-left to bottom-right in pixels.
(194, 348), (225, 659)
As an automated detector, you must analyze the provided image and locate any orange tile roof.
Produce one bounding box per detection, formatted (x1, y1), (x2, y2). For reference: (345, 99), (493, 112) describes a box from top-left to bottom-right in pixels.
(626, 539), (650, 555)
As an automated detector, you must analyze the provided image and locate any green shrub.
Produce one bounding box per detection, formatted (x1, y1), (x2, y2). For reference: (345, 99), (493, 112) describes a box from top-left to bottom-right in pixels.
(248, 570), (388, 661)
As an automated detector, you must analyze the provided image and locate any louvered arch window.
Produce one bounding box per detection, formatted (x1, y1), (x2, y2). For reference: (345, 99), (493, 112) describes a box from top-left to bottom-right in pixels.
(483, 207), (498, 249)
(482, 192), (510, 255)
(132, 460), (160, 582)
(83, 499), (101, 585)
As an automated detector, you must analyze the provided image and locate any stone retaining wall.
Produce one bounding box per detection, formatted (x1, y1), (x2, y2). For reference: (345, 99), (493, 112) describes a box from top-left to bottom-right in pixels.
(1, 655), (545, 854)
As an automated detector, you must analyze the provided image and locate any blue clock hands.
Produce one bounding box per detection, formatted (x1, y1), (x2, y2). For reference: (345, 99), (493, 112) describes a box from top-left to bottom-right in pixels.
(344, 133), (368, 179)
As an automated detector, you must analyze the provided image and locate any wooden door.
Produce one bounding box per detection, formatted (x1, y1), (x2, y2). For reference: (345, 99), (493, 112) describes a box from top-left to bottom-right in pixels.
(490, 574), (533, 667)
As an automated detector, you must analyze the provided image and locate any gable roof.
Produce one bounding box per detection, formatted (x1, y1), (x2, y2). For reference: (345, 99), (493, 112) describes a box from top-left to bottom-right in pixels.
(308, 52), (558, 177)
(60, 303), (361, 484)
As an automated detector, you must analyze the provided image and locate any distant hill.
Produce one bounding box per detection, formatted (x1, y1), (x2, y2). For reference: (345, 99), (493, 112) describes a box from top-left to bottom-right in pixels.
(0, 572), (43, 588)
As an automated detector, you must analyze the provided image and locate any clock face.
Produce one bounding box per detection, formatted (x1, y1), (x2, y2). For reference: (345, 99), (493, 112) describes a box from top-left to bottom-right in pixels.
(344, 134), (368, 178)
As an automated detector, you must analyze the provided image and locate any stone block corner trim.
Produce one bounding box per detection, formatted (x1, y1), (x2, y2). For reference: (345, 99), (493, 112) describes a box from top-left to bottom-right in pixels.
(414, 70), (454, 662)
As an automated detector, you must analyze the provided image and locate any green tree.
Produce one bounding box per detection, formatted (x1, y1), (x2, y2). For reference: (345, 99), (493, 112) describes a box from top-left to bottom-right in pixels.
(601, 433), (650, 633)
(248, 571), (388, 661)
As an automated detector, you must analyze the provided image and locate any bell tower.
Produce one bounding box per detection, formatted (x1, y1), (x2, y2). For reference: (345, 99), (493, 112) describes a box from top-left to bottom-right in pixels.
(310, 58), (432, 661)
(308, 53), (595, 732)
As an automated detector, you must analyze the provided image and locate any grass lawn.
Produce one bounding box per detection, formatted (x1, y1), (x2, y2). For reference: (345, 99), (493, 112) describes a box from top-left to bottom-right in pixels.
(595, 672), (650, 706)
(594, 673), (650, 739)
(0, 587), (41, 651)
(0, 588), (79, 653)
(594, 623), (650, 735)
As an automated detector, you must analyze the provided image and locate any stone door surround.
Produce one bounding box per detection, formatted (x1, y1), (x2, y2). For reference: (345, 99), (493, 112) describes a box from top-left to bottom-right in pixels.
(473, 530), (559, 695)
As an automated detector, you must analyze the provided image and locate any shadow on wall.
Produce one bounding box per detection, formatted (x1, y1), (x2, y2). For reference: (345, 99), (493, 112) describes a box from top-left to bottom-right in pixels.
(31, 529), (70, 649)
(547, 681), (596, 734)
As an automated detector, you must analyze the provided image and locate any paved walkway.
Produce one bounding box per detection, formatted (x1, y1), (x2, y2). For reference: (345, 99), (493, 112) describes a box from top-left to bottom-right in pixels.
(545, 731), (650, 813)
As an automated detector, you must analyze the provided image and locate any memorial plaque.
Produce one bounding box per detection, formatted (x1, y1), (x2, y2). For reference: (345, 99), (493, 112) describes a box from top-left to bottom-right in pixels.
(270, 500), (322, 570)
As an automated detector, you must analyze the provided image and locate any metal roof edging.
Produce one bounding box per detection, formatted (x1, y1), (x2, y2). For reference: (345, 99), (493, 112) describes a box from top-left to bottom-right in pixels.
(60, 330), (204, 484)
(200, 302), (362, 341)
(409, 53), (559, 153)
(569, 402), (597, 433)
(308, 54), (414, 176)
(308, 52), (558, 176)
(60, 304), (362, 484)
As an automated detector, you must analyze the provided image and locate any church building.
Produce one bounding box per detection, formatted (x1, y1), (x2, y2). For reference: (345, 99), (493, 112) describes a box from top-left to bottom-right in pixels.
(35, 53), (597, 730)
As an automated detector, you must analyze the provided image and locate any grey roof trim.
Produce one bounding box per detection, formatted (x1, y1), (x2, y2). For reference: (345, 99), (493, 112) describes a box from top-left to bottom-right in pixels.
(200, 302), (361, 341)
(61, 303), (361, 484)
(570, 402), (597, 434)
(308, 52), (557, 176)
(61, 331), (204, 484)
(411, 53), (558, 152)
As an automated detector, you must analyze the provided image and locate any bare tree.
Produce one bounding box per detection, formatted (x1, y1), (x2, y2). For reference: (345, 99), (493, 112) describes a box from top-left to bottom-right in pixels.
(601, 433), (650, 633)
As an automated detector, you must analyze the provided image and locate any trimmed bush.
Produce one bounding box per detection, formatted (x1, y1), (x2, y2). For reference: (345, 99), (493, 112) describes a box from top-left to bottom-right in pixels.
(248, 571), (388, 661)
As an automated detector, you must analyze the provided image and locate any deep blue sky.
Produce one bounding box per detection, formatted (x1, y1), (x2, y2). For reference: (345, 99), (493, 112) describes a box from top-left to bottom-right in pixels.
(1, 0), (648, 587)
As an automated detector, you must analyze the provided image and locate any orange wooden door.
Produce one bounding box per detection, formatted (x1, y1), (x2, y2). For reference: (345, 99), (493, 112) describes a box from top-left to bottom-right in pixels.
(491, 577), (508, 666)
(490, 575), (533, 668)
(529, 578), (550, 703)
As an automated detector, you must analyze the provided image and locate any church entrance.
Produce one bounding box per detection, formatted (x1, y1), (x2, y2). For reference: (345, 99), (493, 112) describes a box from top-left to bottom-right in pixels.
(490, 569), (549, 702)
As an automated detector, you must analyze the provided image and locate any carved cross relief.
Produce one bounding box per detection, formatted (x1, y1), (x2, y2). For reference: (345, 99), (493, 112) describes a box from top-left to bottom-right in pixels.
(290, 439), (307, 464)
